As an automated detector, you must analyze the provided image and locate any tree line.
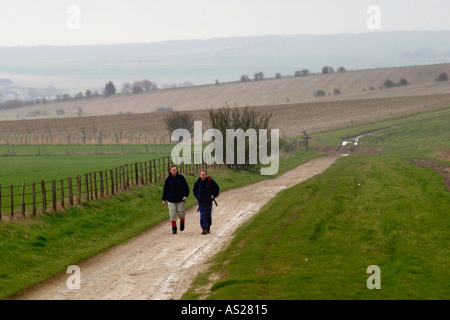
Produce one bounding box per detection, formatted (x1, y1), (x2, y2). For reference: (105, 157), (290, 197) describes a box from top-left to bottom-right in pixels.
(239, 66), (347, 83)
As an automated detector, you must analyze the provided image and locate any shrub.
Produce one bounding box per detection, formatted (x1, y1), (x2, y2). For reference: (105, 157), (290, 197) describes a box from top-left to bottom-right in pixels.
(240, 75), (251, 83)
(164, 111), (194, 135)
(333, 88), (342, 95)
(436, 72), (449, 82)
(314, 90), (326, 97)
(384, 78), (409, 89)
(207, 103), (272, 171)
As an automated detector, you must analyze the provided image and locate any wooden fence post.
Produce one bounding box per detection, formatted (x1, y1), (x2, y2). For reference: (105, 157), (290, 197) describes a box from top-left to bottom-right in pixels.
(77, 175), (81, 204)
(115, 168), (120, 193)
(10, 185), (14, 218)
(21, 182), (26, 216)
(51, 180), (57, 212)
(85, 174), (89, 201)
(158, 158), (161, 181)
(105, 171), (109, 196)
(68, 177), (73, 206)
(99, 172), (104, 198)
(126, 165), (129, 188)
(167, 156), (170, 174)
(89, 173), (93, 200)
(0, 184), (2, 220)
(60, 180), (65, 209)
(152, 159), (156, 182)
(135, 163), (139, 186)
(110, 169), (115, 195)
(32, 182), (36, 216)
(93, 172), (98, 200)
(144, 162), (148, 184)
(41, 180), (47, 212)
(121, 166), (125, 190)
(139, 162), (144, 185)
(129, 164), (133, 186)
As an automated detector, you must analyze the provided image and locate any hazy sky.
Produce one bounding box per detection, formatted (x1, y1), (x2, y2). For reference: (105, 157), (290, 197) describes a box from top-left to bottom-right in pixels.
(0, 0), (449, 46)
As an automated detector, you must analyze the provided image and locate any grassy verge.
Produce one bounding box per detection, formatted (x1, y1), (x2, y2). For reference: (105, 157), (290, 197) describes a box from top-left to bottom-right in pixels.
(0, 147), (323, 299)
(182, 107), (449, 300)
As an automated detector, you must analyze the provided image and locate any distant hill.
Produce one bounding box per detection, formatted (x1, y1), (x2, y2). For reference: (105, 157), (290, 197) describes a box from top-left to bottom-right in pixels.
(0, 31), (450, 91)
(1, 63), (449, 121)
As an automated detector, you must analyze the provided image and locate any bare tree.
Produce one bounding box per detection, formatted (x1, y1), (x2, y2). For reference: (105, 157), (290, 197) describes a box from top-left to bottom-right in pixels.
(164, 111), (194, 135)
(240, 75), (251, 83)
(132, 81), (144, 92)
(122, 82), (132, 93)
(207, 104), (272, 171)
(254, 72), (264, 81)
(142, 79), (157, 91)
(132, 86), (143, 94)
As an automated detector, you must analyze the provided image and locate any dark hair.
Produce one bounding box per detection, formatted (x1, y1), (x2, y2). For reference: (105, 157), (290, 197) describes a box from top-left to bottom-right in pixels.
(169, 165), (177, 174)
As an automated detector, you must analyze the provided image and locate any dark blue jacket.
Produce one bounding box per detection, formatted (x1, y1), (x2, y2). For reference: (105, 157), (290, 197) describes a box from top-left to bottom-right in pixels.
(193, 177), (219, 206)
(162, 173), (189, 203)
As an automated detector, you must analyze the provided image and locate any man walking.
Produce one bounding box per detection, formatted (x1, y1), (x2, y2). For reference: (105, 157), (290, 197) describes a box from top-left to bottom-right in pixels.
(193, 169), (220, 235)
(162, 165), (190, 234)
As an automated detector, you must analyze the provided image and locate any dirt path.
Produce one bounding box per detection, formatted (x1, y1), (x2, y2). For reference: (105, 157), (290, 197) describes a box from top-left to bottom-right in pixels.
(16, 155), (337, 300)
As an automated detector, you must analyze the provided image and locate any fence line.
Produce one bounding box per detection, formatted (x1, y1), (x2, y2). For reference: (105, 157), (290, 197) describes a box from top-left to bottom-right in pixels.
(0, 154), (217, 222)
(0, 140), (302, 222)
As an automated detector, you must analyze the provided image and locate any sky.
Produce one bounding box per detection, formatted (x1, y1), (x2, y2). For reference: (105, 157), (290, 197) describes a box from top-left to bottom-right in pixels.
(0, 0), (449, 46)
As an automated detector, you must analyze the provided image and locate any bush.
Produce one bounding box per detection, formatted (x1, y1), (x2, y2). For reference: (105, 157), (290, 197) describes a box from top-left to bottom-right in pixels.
(398, 78), (409, 86)
(384, 78), (409, 89)
(132, 86), (143, 94)
(240, 75), (251, 83)
(436, 72), (449, 82)
(207, 103), (272, 171)
(314, 90), (326, 97)
(384, 79), (396, 89)
(333, 88), (342, 95)
(164, 111), (194, 135)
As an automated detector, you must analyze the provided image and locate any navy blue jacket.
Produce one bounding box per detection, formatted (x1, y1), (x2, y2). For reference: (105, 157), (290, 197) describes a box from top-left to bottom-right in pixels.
(162, 173), (189, 203)
(193, 177), (220, 206)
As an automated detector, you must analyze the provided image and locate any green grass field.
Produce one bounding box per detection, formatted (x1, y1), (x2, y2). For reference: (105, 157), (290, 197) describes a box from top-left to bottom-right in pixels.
(182, 107), (449, 300)
(0, 146), (322, 299)
(0, 144), (174, 185)
(0, 144), (178, 217)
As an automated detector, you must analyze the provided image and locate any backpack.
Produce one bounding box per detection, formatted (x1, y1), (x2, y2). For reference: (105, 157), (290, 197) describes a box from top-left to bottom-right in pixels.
(207, 176), (218, 206)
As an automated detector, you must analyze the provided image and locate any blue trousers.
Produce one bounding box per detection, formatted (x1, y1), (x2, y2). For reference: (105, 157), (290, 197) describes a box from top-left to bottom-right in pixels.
(198, 204), (212, 229)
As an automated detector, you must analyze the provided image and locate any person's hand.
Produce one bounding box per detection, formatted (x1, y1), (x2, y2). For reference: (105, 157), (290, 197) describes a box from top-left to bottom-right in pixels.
(162, 200), (166, 206)
(211, 195), (214, 199)
(182, 196), (187, 202)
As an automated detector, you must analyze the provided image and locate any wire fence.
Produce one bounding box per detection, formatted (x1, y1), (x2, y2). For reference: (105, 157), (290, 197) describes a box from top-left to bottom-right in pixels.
(0, 140), (303, 222)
